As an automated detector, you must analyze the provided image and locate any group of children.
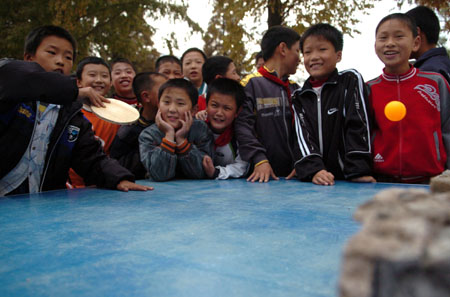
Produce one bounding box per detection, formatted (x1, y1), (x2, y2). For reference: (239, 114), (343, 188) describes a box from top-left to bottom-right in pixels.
(1, 6), (450, 196)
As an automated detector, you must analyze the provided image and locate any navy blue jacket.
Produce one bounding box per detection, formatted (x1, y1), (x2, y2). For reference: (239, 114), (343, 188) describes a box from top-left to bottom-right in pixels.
(414, 47), (450, 83)
(0, 59), (134, 193)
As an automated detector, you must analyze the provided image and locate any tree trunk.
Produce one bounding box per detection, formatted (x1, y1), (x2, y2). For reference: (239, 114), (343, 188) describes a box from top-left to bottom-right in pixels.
(267, 0), (283, 28)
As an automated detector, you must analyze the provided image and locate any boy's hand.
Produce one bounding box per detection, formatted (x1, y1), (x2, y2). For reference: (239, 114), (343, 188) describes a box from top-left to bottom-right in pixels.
(78, 87), (110, 108)
(312, 170), (335, 186)
(247, 162), (279, 183)
(351, 176), (376, 183)
(202, 155), (216, 178)
(285, 169), (297, 180)
(156, 110), (175, 141)
(116, 180), (154, 192)
(175, 111), (193, 145)
(195, 110), (208, 121)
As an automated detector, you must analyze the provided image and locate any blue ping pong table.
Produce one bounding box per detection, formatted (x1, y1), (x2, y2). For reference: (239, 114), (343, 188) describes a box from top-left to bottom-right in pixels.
(0, 179), (428, 297)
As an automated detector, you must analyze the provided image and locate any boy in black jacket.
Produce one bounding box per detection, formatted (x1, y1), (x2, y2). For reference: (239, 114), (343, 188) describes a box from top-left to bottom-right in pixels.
(292, 23), (375, 185)
(0, 25), (152, 195)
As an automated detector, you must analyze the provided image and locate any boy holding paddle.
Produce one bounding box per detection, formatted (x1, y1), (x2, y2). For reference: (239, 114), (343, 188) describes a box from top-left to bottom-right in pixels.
(0, 25), (151, 195)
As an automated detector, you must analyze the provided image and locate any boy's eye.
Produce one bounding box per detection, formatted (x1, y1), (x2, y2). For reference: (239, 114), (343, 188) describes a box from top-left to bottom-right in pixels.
(47, 50), (56, 55)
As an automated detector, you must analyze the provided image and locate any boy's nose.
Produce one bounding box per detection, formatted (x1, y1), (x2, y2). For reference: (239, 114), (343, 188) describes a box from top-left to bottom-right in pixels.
(55, 55), (64, 66)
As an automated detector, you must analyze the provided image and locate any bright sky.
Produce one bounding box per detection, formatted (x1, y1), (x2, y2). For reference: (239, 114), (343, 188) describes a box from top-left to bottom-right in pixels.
(151, 0), (449, 82)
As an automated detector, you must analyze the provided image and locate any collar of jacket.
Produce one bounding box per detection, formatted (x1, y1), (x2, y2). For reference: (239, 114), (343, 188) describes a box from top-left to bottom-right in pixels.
(414, 47), (449, 68)
(382, 65), (416, 82)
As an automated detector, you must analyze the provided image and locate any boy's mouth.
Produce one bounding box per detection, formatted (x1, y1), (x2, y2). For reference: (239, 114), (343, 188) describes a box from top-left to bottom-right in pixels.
(92, 85), (105, 92)
(53, 68), (64, 74)
(383, 51), (398, 58)
(309, 63), (322, 69)
(119, 79), (131, 86)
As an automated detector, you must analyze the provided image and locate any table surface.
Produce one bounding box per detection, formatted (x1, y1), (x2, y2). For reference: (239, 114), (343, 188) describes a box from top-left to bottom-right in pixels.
(0, 179), (428, 297)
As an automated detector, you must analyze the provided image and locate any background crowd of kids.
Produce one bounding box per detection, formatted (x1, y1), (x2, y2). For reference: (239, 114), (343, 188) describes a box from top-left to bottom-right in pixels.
(1, 5), (450, 196)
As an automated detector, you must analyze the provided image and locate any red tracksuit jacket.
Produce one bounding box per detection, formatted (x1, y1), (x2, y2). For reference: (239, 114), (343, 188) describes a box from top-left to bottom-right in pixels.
(368, 66), (450, 181)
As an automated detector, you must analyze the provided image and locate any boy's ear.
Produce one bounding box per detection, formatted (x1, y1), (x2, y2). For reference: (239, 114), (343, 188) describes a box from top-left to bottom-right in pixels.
(24, 53), (34, 61)
(76, 79), (83, 88)
(336, 51), (342, 63)
(412, 34), (421, 52)
(214, 74), (223, 80)
(278, 42), (288, 57)
(140, 90), (150, 103)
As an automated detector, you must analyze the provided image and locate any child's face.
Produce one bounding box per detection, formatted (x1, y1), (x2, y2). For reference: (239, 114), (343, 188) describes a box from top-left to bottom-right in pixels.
(256, 57), (265, 70)
(111, 62), (136, 96)
(224, 62), (240, 82)
(206, 92), (238, 134)
(182, 52), (205, 85)
(77, 64), (111, 96)
(158, 61), (183, 79)
(24, 35), (74, 75)
(302, 35), (341, 81)
(284, 40), (301, 75)
(375, 19), (420, 75)
(159, 87), (193, 130)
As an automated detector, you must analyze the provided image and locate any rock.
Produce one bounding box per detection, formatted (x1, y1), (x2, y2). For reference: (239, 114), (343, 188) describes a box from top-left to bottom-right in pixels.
(338, 187), (450, 297)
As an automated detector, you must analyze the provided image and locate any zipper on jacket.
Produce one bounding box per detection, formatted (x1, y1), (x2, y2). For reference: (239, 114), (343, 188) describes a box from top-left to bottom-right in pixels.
(281, 89), (295, 161)
(396, 76), (403, 176)
(317, 89), (323, 155)
(39, 107), (81, 192)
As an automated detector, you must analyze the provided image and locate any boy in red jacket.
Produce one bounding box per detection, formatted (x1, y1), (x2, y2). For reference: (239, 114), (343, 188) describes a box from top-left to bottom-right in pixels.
(368, 13), (450, 183)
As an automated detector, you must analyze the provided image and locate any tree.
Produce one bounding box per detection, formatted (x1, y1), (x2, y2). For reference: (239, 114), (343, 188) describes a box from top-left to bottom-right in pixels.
(0, 0), (201, 72)
(203, 0), (254, 73)
(202, 0), (378, 74)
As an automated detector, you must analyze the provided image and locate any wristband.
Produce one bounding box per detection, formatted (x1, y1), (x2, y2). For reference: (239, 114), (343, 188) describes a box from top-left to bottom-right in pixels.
(255, 160), (269, 168)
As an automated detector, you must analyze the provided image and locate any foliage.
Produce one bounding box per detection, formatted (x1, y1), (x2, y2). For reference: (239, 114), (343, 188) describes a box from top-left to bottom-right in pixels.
(202, 0), (378, 74)
(0, 0), (201, 72)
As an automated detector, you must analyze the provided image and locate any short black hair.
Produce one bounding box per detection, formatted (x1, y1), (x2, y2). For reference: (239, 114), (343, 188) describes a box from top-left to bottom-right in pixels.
(181, 47), (207, 65)
(133, 72), (167, 103)
(202, 56), (233, 85)
(206, 78), (246, 109)
(300, 23), (343, 53)
(406, 6), (440, 44)
(24, 25), (77, 60)
(261, 26), (300, 61)
(155, 55), (182, 71)
(376, 13), (418, 37)
(110, 57), (136, 72)
(76, 56), (110, 79)
(158, 78), (198, 106)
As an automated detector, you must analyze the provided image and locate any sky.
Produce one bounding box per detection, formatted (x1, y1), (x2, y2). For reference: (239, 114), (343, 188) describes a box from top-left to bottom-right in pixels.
(151, 0), (449, 82)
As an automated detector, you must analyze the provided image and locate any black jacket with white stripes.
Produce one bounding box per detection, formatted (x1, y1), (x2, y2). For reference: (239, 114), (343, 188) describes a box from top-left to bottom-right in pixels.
(292, 69), (373, 181)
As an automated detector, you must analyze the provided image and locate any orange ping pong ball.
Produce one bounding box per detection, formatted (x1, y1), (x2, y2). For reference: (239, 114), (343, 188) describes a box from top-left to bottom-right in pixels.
(384, 101), (406, 122)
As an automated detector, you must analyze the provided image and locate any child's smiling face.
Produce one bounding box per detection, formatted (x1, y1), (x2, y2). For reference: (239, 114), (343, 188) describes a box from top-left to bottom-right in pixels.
(302, 35), (341, 81)
(77, 64), (111, 96)
(159, 87), (193, 130)
(111, 62), (135, 96)
(206, 92), (237, 134)
(375, 19), (420, 75)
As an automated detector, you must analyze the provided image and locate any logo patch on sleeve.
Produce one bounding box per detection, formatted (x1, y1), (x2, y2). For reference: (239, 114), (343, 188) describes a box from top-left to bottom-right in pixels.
(67, 125), (80, 142)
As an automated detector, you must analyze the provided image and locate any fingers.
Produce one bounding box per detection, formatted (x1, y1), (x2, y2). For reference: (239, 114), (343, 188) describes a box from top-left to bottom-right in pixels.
(117, 181), (154, 192)
(195, 110), (207, 121)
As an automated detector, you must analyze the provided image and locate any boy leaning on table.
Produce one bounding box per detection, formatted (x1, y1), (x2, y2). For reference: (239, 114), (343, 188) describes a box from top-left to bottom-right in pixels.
(0, 25), (152, 196)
